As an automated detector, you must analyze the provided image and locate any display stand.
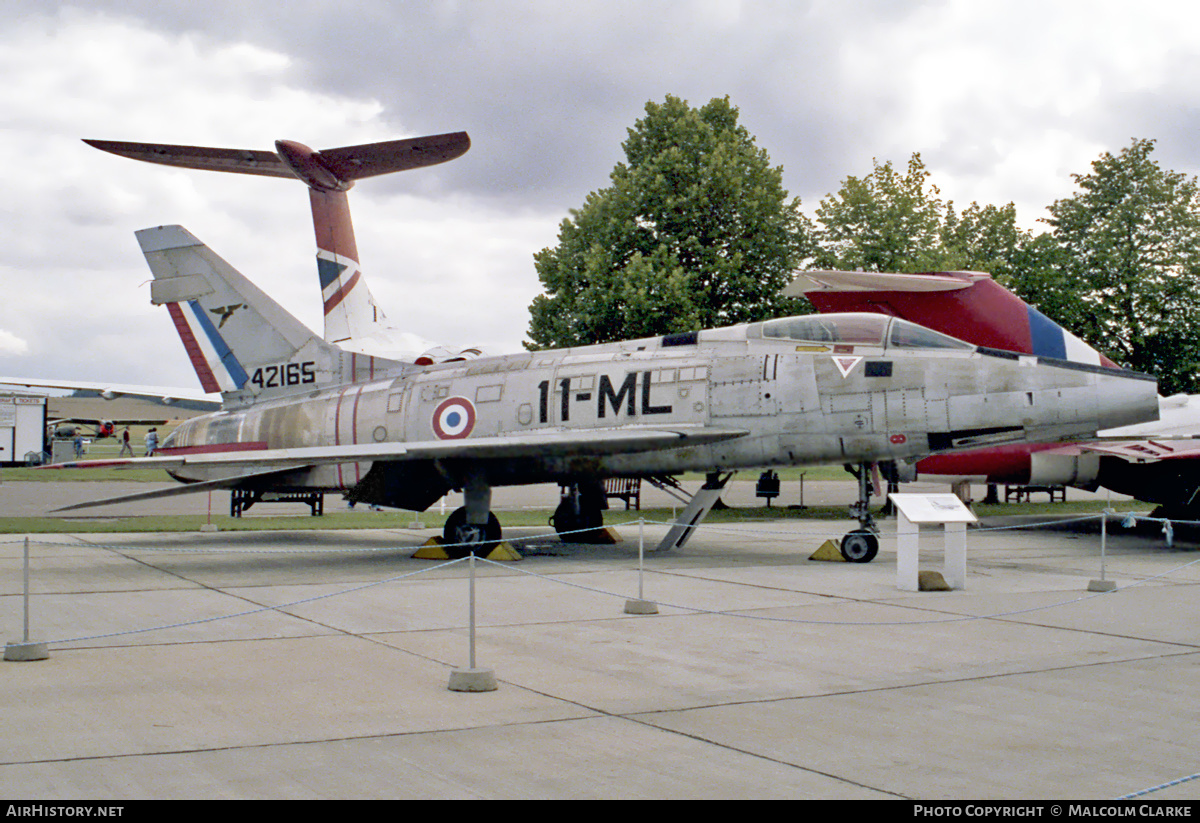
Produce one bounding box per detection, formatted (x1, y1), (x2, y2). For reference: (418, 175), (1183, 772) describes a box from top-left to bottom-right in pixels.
(888, 493), (978, 592)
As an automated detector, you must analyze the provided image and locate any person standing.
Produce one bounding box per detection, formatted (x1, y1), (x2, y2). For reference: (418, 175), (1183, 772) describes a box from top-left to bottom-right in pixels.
(145, 427), (159, 456)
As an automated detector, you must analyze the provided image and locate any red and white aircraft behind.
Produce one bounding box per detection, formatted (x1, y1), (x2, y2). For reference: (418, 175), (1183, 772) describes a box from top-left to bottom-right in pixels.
(788, 269), (1200, 518)
(85, 133), (488, 368)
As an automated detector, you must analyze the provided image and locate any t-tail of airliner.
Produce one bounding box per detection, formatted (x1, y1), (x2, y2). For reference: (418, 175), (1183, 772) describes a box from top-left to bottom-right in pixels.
(87, 133), (480, 365)
(139, 225), (407, 404)
(786, 269), (1117, 368)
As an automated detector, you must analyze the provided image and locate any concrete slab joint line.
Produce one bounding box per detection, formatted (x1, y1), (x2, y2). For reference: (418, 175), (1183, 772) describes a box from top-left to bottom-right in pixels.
(2, 501), (1199, 800)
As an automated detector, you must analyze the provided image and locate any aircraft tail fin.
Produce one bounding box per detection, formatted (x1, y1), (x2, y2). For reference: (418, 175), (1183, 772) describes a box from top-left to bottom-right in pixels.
(89, 135), (470, 361)
(786, 270), (1116, 368)
(139, 225), (405, 402)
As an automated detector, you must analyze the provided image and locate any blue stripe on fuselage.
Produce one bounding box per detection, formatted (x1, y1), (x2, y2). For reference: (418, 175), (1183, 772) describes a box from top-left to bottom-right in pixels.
(1027, 306), (1068, 360)
(187, 300), (250, 388)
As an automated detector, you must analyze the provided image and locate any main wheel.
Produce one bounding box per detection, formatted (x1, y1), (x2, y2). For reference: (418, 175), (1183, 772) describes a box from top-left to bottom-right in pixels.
(550, 495), (604, 543)
(443, 507), (502, 558)
(840, 529), (879, 563)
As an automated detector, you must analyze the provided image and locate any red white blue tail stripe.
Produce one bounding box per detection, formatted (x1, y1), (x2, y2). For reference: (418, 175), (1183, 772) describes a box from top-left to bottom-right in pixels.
(166, 300), (249, 393)
(317, 249), (363, 321)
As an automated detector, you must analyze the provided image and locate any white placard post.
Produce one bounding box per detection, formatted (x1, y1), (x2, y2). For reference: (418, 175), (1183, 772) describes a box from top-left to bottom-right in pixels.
(888, 493), (978, 592)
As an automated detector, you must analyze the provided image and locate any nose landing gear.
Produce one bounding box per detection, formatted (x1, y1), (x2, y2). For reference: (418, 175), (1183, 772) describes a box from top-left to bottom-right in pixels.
(841, 462), (881, 563)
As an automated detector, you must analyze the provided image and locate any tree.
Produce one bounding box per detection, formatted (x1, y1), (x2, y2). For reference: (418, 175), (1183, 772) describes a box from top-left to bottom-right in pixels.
(813, 153), (1028, 274)
(1015, 139), (1200, 394)
(940, 201), (1029, 276)
(526, 96), (813, 348)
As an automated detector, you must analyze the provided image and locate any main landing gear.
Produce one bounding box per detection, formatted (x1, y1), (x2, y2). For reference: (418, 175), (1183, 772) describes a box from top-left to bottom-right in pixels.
(841, 462), (880, 563)
(442, 508), (501, 558)
(550, 479), (608, 543)
(442, 472), (502, 559)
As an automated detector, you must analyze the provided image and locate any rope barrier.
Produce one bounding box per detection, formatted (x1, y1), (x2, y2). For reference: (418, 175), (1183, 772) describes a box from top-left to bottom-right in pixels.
(1116, 771), (1200, 799)
(470, 552), (1200, 626)
(8, 507), (1200, 645)
(13, 557), (465, 647)
(7, 507), (1199, 796)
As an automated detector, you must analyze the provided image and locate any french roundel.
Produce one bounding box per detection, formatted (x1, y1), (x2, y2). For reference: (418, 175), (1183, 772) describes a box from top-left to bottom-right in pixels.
(432, 397), (476, 440)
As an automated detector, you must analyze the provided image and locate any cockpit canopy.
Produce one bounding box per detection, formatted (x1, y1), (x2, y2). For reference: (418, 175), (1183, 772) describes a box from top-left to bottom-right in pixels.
(756, 313), (975, 351)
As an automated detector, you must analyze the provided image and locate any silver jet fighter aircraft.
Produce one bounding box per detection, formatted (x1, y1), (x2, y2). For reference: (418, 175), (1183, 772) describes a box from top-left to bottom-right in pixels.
(58, 225), (1160, 562)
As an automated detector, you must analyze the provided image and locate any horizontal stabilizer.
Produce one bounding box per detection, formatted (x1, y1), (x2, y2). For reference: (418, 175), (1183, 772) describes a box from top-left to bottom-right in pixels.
(52, 468), (296, 512)
(85, 132), (470, 190)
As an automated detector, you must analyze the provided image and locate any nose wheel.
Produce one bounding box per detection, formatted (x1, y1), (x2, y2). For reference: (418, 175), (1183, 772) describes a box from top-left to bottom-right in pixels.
(840, 529), (879, 563)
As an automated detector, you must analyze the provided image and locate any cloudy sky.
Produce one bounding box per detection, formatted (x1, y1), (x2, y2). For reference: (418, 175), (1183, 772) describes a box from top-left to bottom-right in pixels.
(2, 0), (1199, 393)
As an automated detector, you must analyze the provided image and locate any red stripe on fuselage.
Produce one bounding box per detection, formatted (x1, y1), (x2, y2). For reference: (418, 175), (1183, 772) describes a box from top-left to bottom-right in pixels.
(157, 441), (270, 456)
(334, 385), (364, 487)
(916, 442), (1068, 484)
(351, 385), (363, 484)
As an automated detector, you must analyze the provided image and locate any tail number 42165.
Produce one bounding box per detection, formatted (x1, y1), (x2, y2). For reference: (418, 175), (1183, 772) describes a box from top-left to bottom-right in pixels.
(250, 361), (316, 389)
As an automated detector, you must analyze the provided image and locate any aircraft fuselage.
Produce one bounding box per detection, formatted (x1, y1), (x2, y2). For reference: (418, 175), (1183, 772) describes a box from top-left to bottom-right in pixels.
(159, 313), (1159, 512)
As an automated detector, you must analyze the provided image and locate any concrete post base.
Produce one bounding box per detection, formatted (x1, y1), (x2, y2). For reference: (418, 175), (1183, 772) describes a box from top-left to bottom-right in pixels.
(5, 642), (49, 661)
(448, 667), (498, 692)
(624, 599), (659, 615)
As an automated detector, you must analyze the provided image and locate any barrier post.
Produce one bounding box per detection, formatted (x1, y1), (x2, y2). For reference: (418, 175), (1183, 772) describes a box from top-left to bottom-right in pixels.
(1088, 508), (1118, 592)
(625, 518), (659, 614)
(5, 537), (50, 661)
(448, 552), (497, 691)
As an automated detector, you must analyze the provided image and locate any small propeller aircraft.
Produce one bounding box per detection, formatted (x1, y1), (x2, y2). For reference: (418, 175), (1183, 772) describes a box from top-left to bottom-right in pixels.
(48, 135), (1162, 561)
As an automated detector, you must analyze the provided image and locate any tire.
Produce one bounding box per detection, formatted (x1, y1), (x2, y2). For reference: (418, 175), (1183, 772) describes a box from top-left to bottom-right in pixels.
(550, 496), (605, 543)
(442, 507), (502, 558)
(840, 529), (879, 563)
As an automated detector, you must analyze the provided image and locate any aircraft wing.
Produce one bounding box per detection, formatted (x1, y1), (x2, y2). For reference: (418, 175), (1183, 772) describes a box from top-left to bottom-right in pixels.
(48, 425), (750, 511)
(50, 417), (169, 427)
(0, 376), (219, 408)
